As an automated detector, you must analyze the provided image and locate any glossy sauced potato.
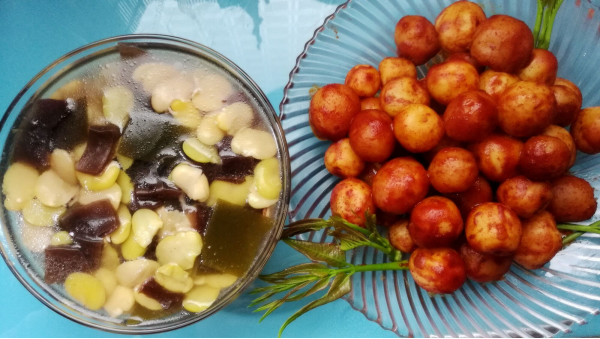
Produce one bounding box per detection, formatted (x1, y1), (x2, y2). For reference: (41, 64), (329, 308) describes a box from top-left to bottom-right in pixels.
(426, 60), (480, 105)
(409, 247), (466, 294)
(446, 53), (484, 73)
(344, 64), (381, 97)
(496, 175), (553, 218)
(465, 202), (522, 256)
(428, 147), (479, 193)
(552, 84), (582, 127)
(516, 49), (558, 85)
(330, 178), (375, 226)
(349, 109), (395, 162)
(469, 134), (523, 182)
(394, 16), (441, 66)
(380, 77), (430, 117)
(541, 125), (577, 167)
(497, 81), (556, 137)
(324, 138), (365, 178)
(519, 136), (571, 181)
(443, 90), (498, 142)
(478, 70), (520, 102)
(393, 104), (444, 153)
(360, 97), (382, 111)
(548, 175), (597, 222)
(459, 242), (512, 282)
(388, 219), (418, 253)
(422, 136), (463, 163)
(445, 176), (493, 219)
(571, 107), (600, 154)
(434, 1), (486, 53)
(409, 196), (463, 248)
(379, 57), (417, 85)
(470, 15), (534, 73)
(372, 157), (429, 214)
(309, 84), (361, 141)
(514, 211), (562, 269)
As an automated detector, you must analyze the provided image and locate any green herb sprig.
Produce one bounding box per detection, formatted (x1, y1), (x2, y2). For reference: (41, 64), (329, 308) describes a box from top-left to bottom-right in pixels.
(534, 0), (565, 49)
(558, 220), (600, 245)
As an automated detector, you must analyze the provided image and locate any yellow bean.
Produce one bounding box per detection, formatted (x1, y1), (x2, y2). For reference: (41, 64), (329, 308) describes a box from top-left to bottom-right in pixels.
(254, 158), (282, 200)
(156, 207), (194, 240)
(121, 232), (147, 261)
(131, 209), (163, 248)
(110, 205), (132, 245)
(132, 62), (179, 93)
(71, 143), (87, 162)
(103, 85), (134, 129)
(2, 162), (38, 211)
(133, 287), (163, 311)
(155, 263), (194, 293)
(35, 170), (79, 207)
(20, 221), (54, 253)
(49, 80), (84, 100)
(191, 74), (233, 112)
(207, 176), (253, 207)
(151, 75), (195, 113)
(156, 231), (203, 270)
(50, 149), (77, 185)
(216, 102), (253, 135)
(170, 99), (202, 129)
(116, 171), (133, 204)
(193, 273), (238, 289)
(182, 138), (221, 164)
(231, 128), (277, 160)
(64, 272), (106, 311)
(22, 199), (65, 227)
(183, 285), (220, 313)
(103, 285), (135, 317)
(94, 268), (117, 297)
(170, 163), (209, 202)
(50, 231), (73, 246)
(101, 243), (121, 270)
(78, 183), (122, 210)
(115, 259), (160, 287)
(196, 114), (225, 145)
(76, 161), (121, 191)
(116, 154), (133, 170)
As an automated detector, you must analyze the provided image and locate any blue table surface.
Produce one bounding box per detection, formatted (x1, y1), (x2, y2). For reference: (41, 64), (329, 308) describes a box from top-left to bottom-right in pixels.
(0, 0), (598, 337)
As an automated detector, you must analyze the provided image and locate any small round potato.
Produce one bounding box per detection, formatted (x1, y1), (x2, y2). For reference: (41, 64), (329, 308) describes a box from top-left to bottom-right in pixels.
(470, 15), (534, 73)
(555, 78), (583, 101)
(324, 138), (365, 178)
(409, 247), (466, 294)
(388, 219), (418, 253)
(548, 175), (597, 222)
(330, 178), (375, 226)
(465, 202), (522, 256)
(459, 242), (512, 282)
(393, 104), (445, 153)
(479, 70), (520, 102)
(571, 107), (600, 154)
(434, 1), (486, 53)
(426, 60), (480, 105)
(380, 77), (430, 117)
(519, 136), (571, 181)
(541, 125), (577, 167)
(443, 90), (498, 142)
(428, 147), (479, 193)
(497, 81), (556, 137)
(496, 175), (553, 218)
(360, 97), (382, 111)
(349, 109), (395, 162)
(551, 83), (582, 127)
(423, 136), (464, 163)
(445, 176), (493, 219)
(409, 196), (463, 248)
(358, 162), (382, 186)
(379, 57), (417, 85)
(372, 157), (429, 214)
(345, 64), (381, 97)
(469, 133), (523, 182)
(446, 52), (484, 73)
(394, 16), (441, 65)
(309, 84), (360, 141)
(516, 49), (558, 85)
(514, 211), (562, 270)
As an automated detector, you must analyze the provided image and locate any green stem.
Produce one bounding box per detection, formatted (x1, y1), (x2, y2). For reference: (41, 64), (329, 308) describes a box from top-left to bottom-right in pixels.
(562, 232), (584, 245)
(540, 0), (564, 49)
(533, 0), (544, 46)
(333, 261), (409, 274)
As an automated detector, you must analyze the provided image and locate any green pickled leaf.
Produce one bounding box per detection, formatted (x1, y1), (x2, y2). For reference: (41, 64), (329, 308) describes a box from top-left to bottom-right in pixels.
(281, 219), (330, 238)
(283, 239), (348, 268)
(251, 275), (317, 294)
(286, 276), (331, 302)
(329, 230), (370, 251)
(259, 263), (330, 283)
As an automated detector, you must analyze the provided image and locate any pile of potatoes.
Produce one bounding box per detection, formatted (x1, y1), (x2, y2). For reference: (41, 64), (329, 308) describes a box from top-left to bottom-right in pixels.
(310, 0), (599, 294)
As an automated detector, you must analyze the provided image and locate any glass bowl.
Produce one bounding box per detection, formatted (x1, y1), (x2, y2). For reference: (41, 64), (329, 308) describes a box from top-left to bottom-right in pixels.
(280, 0), (600, 337)
(0, 34), (290, 334)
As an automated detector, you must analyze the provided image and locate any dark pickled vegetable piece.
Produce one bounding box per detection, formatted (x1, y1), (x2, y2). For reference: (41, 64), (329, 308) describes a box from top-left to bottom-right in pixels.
(117, 43), (147, 59)
(76, 124), (121, 175)
(12, 128), (51, 169)
(44, 246), (90, 284)
(77, 238), (104, 271)
(27, 99), (73, 129)
(215, 136), (235, 158)
(130, 181), (182, 212)
(203, 156), (255, 184)
(59, 200), (119, 241)
(195, 203), (213, 235)
(201, 200), (273, 275)
(138, 277), (183, 309)
(51, 98), (89, 150)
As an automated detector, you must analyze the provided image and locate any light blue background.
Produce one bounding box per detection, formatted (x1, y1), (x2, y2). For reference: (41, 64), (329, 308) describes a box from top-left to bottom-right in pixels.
(0, 0), (597, 337)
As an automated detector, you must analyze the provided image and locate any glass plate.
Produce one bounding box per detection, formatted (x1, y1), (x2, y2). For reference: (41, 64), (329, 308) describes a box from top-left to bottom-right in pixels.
(280, 0), (600, 337)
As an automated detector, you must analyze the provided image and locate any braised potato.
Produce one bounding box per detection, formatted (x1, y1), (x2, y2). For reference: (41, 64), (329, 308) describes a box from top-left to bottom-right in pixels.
(571, 107), (600, 154)
(519, 136), (570, 181)
(360, 97), (382, 111)
(393, 104), (444, 153)
(372, 157), (429, 214)
(380, 77), (430, 117)
(443, 90), (498, 142)
(541, 125), (577, 167)
(514, 211), (562, 270)
(324, 138), (365, 178)
(388, 219), (418, 253)
(497, 81), (556, 137)
(435, 1), (486, 53)
(345, 64), (381, 97)
(496, 175), (553, 218)
(379, 57), (417, 85)
(465, 202), (522, 256)
(426, 60), (479, 105)
(516, 49), (558, 85)
(470, 15), (534, 73)
(551, 83), (582, 127)
(548, 175), (597, 222)
(409, 196), (463, 247)
(446, 52), (484, 73)
(469, 133), (523, 182)
(394, 16), (441, 66)
(428, 147), (479, 193)
(409, 247), (466, 294)
(423, 136), (464, 163)
(479, 70), (520, 102)
(349, 109), (395, 162)
(459, 242), (512, 282)
(330, 178), (375, 226)
(309, 84), (360, 141)
(445, 176), (493, 219)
